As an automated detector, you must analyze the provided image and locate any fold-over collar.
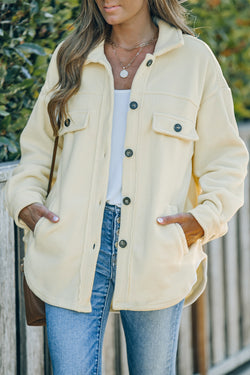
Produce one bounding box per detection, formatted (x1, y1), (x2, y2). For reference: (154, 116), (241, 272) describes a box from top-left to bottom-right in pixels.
(153, 18), (184, 56)
(85, 40), (106, 65)
(85, 18), (184, 65)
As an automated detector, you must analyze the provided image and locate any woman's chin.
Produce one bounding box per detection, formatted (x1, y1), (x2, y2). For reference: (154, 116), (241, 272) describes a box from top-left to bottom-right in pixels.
(103, 16), (124, 26)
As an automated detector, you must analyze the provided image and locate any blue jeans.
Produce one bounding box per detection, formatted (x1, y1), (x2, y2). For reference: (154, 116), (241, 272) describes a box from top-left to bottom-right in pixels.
(45, 202), (184, 375)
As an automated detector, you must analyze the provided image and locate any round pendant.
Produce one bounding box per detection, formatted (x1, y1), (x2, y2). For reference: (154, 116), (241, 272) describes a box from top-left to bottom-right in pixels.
(120, 69), (128, 78)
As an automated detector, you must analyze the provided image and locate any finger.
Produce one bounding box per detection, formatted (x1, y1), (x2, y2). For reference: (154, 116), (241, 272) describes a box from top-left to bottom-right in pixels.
(157, 216), (191, 246)
(156, 214), (181, 225)
(42, 207), (60, 223)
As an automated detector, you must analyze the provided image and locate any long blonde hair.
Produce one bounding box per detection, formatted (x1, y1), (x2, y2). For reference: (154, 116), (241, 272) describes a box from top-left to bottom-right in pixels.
(48, 0), (194, 135)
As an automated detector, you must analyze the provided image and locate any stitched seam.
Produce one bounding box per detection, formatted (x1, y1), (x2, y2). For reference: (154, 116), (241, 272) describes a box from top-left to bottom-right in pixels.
(200, 85), (230, 107)
(95, 208), (117, 374)
(166, 302), (183, 374)
(94, 279), (112, 374)
(76, 71), (108, 306)
(111, 209), (120, 279)
(144, 91), (198, 108)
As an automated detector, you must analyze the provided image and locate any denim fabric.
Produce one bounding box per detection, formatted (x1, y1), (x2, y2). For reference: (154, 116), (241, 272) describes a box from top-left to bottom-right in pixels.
(45, 202), (184, 375)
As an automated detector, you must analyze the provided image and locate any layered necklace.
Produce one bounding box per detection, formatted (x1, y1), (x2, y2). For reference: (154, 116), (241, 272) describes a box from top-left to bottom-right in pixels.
(107, 31), (158, 79)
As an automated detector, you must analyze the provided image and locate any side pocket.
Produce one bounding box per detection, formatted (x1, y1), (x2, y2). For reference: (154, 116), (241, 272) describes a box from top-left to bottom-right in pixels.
(58, 111), (89, 136)
(175, 223), (189, 255)
(164, 205), (189, 256)
(152, 113), (199, 141)
(33, 216), (46, 237)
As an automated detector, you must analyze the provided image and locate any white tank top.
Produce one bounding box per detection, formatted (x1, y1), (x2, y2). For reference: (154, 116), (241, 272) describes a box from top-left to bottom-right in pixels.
(106, 89), (131, 207)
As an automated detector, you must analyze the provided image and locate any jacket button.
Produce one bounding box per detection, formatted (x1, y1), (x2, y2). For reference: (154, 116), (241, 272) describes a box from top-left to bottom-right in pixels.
(64, 118), (71, 127)
(125, 149), (133, 157)
(130, 101), (138, 110)
(174, 123), (182, 132)
(123, 197), (131, 205)
(119, 239), (127, 248)
(146, 59), (153, 67)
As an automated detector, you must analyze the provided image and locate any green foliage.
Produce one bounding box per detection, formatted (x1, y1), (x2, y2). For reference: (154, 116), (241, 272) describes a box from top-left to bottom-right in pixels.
(1, 0), (250, 162)
(188, 0), (250, 121)
(0, 0), (79, 161)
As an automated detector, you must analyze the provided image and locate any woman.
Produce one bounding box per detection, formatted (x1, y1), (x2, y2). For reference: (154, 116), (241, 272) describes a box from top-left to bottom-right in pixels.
(5, 0), (248, 373)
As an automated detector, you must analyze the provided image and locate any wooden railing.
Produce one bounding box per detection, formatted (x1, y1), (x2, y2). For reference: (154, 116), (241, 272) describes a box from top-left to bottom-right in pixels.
(1, 123), (250, 374)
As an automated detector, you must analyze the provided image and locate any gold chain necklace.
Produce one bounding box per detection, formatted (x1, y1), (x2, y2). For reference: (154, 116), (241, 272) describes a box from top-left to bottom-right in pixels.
(108, 35), (158, 51)
(112, 45), (143, 78)
(107, 33), (157, 79)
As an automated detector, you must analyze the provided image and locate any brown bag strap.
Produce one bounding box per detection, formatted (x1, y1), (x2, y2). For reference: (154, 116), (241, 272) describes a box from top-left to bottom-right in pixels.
(47, 135), (59, 197)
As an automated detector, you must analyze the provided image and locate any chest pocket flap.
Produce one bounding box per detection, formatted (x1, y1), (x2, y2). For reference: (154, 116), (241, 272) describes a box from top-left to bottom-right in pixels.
(58, 111), (89, 136)
(152, 113), (199, 141)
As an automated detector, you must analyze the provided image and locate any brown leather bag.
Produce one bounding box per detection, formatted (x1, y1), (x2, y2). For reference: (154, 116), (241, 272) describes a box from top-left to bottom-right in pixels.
(21, 136), (59, 326)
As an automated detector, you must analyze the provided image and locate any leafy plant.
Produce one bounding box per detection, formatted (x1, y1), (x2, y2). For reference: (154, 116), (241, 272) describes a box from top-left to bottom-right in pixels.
(0, 0), (250, 162)
(0, 0), (79, 161)
(189, 0), (250, 120)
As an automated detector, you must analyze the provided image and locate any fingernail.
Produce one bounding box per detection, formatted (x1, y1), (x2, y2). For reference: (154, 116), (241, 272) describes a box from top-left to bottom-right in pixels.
(53, 216), (59, 222)
(157, 217), (164, 223)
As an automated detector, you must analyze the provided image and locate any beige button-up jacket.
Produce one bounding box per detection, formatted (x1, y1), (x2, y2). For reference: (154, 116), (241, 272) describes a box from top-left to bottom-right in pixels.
(5, 20), (249, 312)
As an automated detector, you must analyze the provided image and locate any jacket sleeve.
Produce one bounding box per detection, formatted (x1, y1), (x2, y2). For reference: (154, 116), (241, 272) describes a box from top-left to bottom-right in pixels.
(4, 42), (63, 229)
(188, 49), (249, 245)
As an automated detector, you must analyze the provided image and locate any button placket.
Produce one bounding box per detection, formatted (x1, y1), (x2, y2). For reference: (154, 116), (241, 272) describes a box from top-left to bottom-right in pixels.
(129, 101), (138, 110)
(123, 197), (131, 205)
(125, 149), (133, 157)
(112, 211), (120, 269)
(121, 85), (143, 263)
(64, 118), (71, 127)
(112, 253), (117, 267)
(146, 59), (153, 67)
(119, 239), (127, 248)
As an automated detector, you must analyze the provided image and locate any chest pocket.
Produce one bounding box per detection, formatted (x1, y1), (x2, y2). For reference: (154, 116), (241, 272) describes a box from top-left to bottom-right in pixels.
(152, 113), (199, 141)
(58, 111), (89, 136)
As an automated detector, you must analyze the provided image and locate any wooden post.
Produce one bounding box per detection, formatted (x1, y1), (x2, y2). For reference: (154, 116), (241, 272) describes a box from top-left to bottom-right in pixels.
(0, 163), (17, 375)
(192, 291), (207, 375)
(177, 306), (194, 375)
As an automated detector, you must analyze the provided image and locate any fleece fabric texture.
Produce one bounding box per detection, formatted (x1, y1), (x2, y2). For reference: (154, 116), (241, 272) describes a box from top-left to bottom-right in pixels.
(5, 20), (249, 312)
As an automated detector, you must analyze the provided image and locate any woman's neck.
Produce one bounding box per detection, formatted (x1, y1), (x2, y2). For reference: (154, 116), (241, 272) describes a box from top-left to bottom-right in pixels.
(109, 14), (157, 50)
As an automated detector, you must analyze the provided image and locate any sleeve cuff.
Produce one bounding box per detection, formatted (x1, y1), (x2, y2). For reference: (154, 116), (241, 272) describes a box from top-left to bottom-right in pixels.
(11, 193), (45, 230)
(188, 202), (228, 245)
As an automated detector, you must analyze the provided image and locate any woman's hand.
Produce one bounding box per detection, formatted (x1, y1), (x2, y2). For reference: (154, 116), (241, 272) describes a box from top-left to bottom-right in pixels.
(18, 203), (60, 232)
(156, 213), (204, 247)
